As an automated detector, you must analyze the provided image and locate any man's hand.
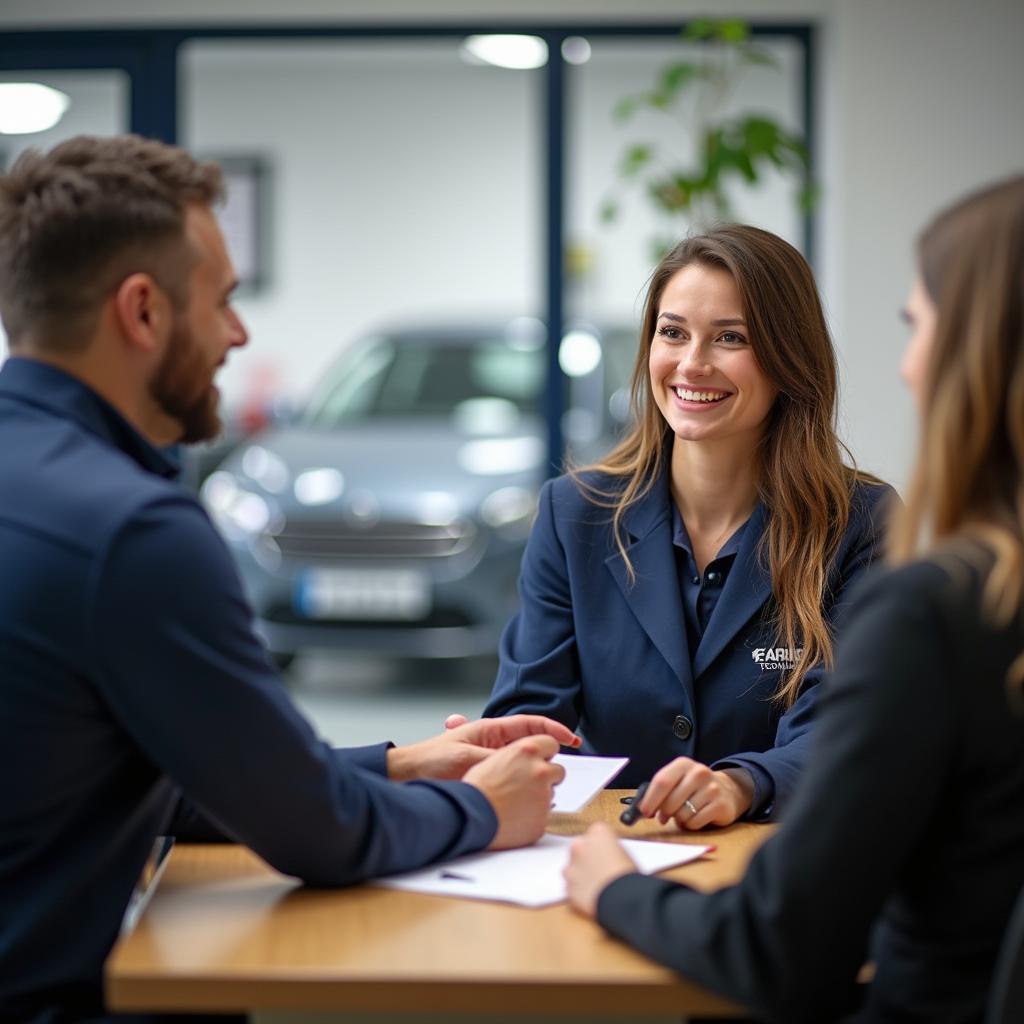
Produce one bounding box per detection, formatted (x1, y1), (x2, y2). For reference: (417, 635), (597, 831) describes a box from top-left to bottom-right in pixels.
(463, 735), (565, 849)
(638, 757), (754, 830)
(387, 715), (579, 782)
(563, 822), (638, 918)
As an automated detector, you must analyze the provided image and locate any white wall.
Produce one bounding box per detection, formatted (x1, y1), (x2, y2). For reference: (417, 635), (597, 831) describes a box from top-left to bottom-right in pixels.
(182, 39), (541, 408)
(826, 0), (1024, 488)
(1, 0), (1023, 489)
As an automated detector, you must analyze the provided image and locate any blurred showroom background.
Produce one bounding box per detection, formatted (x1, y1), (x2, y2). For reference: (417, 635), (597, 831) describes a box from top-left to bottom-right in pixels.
(1, 0), (1022, 751)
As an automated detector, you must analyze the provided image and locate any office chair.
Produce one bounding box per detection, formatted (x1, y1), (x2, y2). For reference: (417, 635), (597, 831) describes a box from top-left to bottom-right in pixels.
(986, 882), (1024, 1024)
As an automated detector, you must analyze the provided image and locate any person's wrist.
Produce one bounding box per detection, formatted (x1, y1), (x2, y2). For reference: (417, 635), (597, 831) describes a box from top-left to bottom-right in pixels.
(719, 767), (755, 817)
(385, 744), (419, 781)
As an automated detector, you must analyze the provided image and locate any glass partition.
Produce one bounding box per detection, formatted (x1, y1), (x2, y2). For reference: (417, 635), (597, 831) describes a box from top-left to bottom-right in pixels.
(566, 35), (805, 351)
(182, 39), (542, 424)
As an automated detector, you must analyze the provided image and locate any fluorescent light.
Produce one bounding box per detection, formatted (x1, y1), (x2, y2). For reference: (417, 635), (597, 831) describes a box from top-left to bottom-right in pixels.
(0, 83), (70, 135)
(460, 35), (548, 70)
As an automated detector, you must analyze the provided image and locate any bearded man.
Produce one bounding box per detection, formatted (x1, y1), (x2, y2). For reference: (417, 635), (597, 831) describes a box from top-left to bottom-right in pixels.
(0, 135), (574, 1023)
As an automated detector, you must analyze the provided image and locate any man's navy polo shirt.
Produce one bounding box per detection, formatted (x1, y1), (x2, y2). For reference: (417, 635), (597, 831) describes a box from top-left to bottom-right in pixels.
(0, 357), (496, 1021)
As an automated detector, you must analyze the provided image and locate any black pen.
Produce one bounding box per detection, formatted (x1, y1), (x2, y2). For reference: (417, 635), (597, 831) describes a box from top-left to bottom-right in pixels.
(619, 781), (650, 826)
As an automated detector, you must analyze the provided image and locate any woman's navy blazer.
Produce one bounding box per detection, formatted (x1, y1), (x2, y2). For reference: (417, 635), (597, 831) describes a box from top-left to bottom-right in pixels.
(484, 467), (894, 814)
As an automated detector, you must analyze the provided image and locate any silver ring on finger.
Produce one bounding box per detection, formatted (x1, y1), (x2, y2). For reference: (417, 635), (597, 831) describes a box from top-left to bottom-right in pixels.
(683, 798), (698, 817)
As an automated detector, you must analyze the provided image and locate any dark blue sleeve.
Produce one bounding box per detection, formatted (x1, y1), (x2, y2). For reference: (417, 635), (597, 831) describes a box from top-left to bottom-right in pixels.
(333, 743), (393, 774)
(711, 483), (894, 819)
(484, 479), (583, 728)
(90, 496), (497, 885)
(166, 744), (394, 841)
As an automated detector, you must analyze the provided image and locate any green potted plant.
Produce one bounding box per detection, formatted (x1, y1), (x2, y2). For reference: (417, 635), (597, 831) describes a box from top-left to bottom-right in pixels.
(601, 18), (816, 259)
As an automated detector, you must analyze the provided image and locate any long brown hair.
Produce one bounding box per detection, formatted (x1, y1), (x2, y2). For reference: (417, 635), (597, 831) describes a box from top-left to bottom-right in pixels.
(889, 176), (1024, 643)
(577, 224), (869, 707)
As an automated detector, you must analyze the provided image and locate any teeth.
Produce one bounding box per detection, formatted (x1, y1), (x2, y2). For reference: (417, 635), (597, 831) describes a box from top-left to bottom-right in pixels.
(674, 387), (727, 403)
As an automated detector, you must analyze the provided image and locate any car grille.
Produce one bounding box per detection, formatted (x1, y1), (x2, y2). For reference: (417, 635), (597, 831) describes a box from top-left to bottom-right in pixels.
(265, 604), (478, 629)
(269, 518), (476, 560)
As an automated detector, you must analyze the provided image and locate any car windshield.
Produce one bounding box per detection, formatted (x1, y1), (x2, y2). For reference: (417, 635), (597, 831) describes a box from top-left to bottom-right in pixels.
(304, 333), (545, 428)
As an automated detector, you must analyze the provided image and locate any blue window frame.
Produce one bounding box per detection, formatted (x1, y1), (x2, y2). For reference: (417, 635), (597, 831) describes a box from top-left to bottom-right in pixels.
(0, 20), (816, 473)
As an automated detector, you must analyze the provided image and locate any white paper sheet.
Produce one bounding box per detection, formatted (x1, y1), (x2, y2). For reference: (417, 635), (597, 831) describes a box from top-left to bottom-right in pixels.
(550, 753), (629, 812)
(374, 833), (710, 908)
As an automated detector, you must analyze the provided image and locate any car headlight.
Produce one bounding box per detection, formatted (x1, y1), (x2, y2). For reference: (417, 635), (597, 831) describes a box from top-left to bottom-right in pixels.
(201, 471), (273, 541)
(480, 486), (537, 539)
(240, 444), (290, 493)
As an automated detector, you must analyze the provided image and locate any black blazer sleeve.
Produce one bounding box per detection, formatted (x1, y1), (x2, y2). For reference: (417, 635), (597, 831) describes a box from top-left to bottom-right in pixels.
(595, 563), (964, 1022)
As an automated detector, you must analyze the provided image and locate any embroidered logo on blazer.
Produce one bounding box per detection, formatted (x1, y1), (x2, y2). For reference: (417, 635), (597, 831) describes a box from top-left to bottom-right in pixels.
(751, 646), (803, 671)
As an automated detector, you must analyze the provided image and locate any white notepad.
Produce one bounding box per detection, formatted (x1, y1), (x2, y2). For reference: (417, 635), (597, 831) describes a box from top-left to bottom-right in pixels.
(374, 833), (710, 908)
(550, 753), (629, 812)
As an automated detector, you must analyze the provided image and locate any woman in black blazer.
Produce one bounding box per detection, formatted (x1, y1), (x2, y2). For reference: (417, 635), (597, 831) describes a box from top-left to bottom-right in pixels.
(564, 175), (1024, 1023)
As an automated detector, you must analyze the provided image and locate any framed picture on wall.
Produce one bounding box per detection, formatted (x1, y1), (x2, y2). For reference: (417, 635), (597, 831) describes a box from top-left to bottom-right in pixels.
(206, 154), (270, 293)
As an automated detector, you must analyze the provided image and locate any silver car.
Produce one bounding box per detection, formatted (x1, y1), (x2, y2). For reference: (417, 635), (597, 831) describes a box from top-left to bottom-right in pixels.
(201, 319), (632, 666)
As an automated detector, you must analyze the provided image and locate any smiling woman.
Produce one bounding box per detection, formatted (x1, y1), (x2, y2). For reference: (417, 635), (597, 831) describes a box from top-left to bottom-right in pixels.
(649, 262), (778, 446)
(482, 224), (895, 829)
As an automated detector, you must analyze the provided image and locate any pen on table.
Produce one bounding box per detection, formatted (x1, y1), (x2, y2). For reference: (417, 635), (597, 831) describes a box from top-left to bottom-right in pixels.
(619, 781), (650, 826)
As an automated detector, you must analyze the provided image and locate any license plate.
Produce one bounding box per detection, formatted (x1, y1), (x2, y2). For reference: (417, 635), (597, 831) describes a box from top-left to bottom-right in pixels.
(296, 569), (431, 621)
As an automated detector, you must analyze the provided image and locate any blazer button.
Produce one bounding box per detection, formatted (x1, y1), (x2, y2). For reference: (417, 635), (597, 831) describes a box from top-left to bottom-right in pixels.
(672, 715), (693, 740)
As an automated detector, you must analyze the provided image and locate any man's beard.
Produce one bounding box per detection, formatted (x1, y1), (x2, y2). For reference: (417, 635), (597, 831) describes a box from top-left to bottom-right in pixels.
(149, 316), (222, 444)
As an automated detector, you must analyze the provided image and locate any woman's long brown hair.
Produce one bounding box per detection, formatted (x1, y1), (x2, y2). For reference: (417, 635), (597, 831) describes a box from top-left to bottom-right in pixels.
(889, 176), (1024, 661)
(575, 225), (870, 708)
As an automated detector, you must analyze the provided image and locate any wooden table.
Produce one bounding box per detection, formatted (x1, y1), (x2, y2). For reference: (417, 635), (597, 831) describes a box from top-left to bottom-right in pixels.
(106, 791), (773, 1016)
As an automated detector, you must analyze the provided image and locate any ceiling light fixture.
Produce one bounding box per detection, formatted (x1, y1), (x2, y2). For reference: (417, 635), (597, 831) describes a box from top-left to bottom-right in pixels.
(0, 83), (71, 135)
(460, 35), (548, 71)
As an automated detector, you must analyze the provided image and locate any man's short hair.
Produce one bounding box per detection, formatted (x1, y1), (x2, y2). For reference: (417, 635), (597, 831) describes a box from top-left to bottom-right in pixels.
(0, 134), (224, 353)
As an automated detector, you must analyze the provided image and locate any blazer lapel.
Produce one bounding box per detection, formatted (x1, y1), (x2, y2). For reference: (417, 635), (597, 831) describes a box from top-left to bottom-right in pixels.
(604, 475), (694, 696)
(692, 502), (773, 679)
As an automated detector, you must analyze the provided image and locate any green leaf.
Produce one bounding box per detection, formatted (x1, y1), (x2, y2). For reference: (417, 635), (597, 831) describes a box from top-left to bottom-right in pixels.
(735, 151), (757, 184)
(742, 46), (781, 69)
(658, 61), (698, 95)
(613, 96), (638, 122)
(647, 175), (694, 213)
(797, 181), (821, 212)
(685, 19), (717, 41)
(620, 144), (653, 177)
(742, 116), (782, 155)
(768, 132), (810, 169)
(717, 20), (750, 44)
(599, 198), (619, 224)
(781, 135), (810, 165)
(699, 127), (727, 185)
